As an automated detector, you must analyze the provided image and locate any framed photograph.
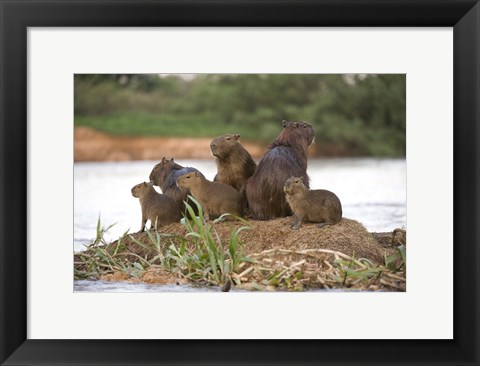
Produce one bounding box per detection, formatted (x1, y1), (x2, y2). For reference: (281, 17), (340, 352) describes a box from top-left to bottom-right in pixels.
(72, 72), (407, 295)
(1, 1), (479, 365)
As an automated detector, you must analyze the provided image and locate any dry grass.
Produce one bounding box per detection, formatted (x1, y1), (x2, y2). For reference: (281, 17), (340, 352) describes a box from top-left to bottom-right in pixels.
(110, 217), (391, 263)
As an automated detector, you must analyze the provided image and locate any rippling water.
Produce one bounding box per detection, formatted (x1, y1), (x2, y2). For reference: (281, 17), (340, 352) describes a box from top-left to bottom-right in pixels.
(74, 158), (405, 292)
(74, 280), (222, 292)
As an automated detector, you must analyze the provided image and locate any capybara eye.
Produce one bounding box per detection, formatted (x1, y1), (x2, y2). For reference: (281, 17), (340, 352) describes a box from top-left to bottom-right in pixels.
(226, 137), (230, 140)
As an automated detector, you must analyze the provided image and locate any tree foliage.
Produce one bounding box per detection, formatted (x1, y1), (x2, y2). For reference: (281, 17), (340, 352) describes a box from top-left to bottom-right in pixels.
(74, 74), (405, 157)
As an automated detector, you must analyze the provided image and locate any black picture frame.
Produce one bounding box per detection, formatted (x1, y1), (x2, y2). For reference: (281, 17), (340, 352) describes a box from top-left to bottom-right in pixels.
(1, 1), (479, 365)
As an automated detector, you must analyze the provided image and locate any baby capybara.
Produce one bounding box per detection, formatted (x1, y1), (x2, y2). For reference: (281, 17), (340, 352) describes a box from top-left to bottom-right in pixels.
(149, 157), (203, 216)
(284, 177), (342, 230)
(246, 120), (315, 219)
(176, 172), (242, 221)
(210, 133), (257, 210)
(131, 182), (181, 232)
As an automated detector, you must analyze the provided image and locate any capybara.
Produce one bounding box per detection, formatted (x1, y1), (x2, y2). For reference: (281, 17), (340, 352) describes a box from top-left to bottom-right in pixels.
(149, 157), (203, 216)
(210, 133), (257, 211)
(131, 182), (181, 232)
(176, 172), (242, 221)
(284, 176), (342, 230)
(246, 120), (315, 219)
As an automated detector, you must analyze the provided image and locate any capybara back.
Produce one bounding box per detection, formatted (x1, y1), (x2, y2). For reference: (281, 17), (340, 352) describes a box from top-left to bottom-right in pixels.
(149, 157), (203, 216)
(246, 121), (314, 219)
(177, 172), (242, 221)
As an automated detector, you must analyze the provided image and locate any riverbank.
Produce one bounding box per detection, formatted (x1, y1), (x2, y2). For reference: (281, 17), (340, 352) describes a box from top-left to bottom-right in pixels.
(74, 217), (406, 292)
(74, 126), (268, 162)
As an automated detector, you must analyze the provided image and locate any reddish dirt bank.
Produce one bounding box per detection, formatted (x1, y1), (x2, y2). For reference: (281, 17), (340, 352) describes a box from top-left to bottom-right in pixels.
(74, 127), (269, 162)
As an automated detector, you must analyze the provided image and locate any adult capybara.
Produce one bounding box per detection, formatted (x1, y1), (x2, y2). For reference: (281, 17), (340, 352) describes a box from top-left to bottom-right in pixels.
(284, 177), (342, 230)
(149, 157), (203, 216)
(246, 120), (315, 219)
(131, 182), (181, 232)
(176, 172), (242, 221)
(210, 133), (257, 211)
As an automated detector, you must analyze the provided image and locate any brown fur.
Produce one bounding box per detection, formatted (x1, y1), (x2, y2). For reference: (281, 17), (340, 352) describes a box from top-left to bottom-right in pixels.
(246, 120), (315, 219)
(210, 133), (257, 211)
(284, 177), (342, 230)
(149, 157), (203, 216)
(131, 182), (181, 232)
(176, 172), (242, 221)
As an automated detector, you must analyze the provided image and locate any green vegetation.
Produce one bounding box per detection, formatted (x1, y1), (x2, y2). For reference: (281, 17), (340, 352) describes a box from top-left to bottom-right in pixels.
(74, 198), (253, 288)
(75, 113), (261, 140)
(129, 197), (253, 287)
(75, 74), (406, 157)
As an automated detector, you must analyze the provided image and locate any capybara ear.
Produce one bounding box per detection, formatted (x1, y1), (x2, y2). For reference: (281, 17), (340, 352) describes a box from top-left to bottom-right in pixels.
(234, 133), (240, 140)
(143, 182), (148, 187)
(282, 120), (288, 128)
(170, 157), (174, 162)
(161, 157), (167, 163)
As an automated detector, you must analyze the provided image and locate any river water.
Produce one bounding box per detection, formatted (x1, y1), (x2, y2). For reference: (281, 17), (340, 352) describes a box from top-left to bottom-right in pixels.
(74, 158), (406, 292)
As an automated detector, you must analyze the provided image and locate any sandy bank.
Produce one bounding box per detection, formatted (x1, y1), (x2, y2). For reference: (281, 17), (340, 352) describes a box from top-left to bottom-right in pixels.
(74, 126), (268, 162)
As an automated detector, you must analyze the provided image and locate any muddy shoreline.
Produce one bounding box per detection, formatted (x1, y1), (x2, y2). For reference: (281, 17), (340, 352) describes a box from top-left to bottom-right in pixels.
(74, 126), (268, 162)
